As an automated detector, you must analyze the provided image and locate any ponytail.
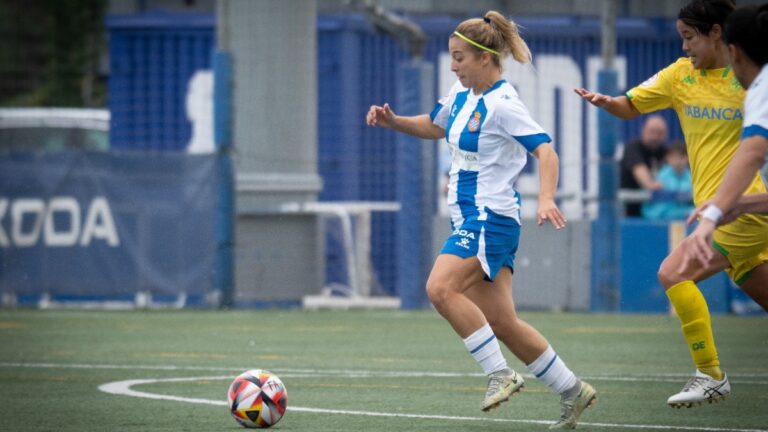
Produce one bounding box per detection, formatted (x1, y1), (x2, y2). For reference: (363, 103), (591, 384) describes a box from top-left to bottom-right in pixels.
(453, 10), (532, 70)
(484, 11), (532, 65)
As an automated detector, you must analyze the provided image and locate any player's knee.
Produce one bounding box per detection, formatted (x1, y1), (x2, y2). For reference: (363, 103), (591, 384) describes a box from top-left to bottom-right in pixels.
(657, 260), (682, 289)
(425, 278), (451, 309)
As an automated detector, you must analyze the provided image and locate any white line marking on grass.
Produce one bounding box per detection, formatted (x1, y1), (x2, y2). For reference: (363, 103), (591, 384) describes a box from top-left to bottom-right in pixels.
(97, 376), (768, 432)
(99, 376), (230, 405)
(4, 362), (768, 385)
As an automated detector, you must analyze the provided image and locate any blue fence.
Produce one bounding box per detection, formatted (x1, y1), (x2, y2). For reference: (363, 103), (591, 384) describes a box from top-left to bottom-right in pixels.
(105, 12), (710, 301)
(108, 13), (215, 151)
(619, 219), (743, 314)
(0, 152), (220, 304)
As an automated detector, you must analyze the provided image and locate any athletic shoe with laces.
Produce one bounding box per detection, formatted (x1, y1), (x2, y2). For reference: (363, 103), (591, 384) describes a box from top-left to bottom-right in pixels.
(481, 368), (524, 412)
(549, 380), (598, 429)
(667, 370), (730, 408)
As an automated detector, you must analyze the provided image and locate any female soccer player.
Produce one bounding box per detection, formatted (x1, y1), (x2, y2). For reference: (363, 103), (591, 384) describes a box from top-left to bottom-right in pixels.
(575, 0), (768, 408)
(366, 10), (596, 430)
(683, 3), (768, 269)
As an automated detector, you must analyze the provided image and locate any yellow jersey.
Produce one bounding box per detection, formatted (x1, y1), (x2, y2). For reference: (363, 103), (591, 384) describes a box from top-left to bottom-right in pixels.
(626, 57), (767, 206)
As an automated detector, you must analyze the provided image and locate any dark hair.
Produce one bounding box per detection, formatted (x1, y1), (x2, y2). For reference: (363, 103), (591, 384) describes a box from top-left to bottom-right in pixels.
(454, 10), (531, 69)
(666, 140), (688, 157)
(678, 0), (736, 35)
(724, 4), (768, 66)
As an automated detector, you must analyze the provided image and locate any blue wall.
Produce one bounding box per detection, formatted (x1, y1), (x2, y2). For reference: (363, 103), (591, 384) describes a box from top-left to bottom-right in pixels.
(106, 12), (691, 298)
(620, 219), (736, 314)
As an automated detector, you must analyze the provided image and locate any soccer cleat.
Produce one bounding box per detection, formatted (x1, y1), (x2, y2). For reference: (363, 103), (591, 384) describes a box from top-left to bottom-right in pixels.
(667, 370), (730, 408)
(549, 380), (598, 429)
(481, 368), (525, 412)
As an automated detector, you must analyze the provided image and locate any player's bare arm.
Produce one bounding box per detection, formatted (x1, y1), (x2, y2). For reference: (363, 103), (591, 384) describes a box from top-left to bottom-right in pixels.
(366, 103), (444, 139)
(682, 135), (768, 268)
(706, 135), (768, 219)
(573, 89), (642, 120)
(532, 143), (566, 230)
(731, 193), (768, 217)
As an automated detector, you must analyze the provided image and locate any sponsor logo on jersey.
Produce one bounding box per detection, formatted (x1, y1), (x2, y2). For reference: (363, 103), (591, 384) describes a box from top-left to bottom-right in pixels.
(452, 228), (476, 239)
(683, 105), (743, 121)
(449, 146), (480, 172)
(682, 75), (696, 85)
(455, 237), (471, 249)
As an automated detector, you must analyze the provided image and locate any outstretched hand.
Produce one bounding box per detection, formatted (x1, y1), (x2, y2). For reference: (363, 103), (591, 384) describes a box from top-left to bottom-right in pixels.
(366, 103), (397, 129)
(537, 199), (566, 230)
(573, 88), (612, 108)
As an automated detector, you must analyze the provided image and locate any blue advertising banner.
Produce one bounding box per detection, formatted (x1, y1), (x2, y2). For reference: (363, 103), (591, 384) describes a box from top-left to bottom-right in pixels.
(0, 152), (220, 302)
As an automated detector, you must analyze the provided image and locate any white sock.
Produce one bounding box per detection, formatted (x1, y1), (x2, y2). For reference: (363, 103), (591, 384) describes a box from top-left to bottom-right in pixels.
(463, 323), (507, 375)
(526, 345), (578, 394)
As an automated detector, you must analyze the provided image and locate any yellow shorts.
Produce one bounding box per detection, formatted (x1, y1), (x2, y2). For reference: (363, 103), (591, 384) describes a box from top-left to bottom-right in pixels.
(712, 213), (768, 284)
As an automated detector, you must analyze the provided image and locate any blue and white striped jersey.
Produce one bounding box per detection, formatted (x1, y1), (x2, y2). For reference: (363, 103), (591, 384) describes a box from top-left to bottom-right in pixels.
(742, 64), (768, 141)
(430, 79), (551, 225)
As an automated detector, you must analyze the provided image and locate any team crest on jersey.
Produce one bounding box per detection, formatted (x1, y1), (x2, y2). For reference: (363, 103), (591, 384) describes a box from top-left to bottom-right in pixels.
(467, 111), (482, 132)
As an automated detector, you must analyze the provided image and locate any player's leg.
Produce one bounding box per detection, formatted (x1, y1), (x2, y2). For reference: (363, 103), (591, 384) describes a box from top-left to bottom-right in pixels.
(425, 254), (488, 337)
(464, 269), (597, 429)
(425, 254), (522, 411)
(737, 262), (768, 310)
(463, 267), (547, 363)
(658, 239), (731, 407)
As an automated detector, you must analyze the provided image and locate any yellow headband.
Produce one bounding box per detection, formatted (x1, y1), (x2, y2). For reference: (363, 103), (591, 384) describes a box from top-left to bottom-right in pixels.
(453, 31), (499, 56)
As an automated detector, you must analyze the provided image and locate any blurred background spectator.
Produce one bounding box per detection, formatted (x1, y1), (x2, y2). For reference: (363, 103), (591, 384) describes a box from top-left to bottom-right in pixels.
(620, 114), (669, 217)
(642, 140), (694, 220)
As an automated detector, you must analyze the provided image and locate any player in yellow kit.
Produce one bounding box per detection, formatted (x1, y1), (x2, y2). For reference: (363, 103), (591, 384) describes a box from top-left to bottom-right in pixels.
(575, 0), (768, 408)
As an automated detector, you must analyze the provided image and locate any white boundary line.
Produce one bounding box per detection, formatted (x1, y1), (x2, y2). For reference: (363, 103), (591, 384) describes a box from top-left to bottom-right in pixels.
(3, 362), (768, 379)
(3, 362), (768, 384)
(0, 362), (764, 431)
(96, 375), (768, 432)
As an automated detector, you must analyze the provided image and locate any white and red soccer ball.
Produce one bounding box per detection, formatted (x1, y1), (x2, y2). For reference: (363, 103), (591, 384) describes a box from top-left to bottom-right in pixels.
(227, 369), (288, 428)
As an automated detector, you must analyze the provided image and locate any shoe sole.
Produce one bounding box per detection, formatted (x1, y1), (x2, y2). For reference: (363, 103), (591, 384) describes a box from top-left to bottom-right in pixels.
(481, 383), (525, 412)
(668, 394), (728, 409)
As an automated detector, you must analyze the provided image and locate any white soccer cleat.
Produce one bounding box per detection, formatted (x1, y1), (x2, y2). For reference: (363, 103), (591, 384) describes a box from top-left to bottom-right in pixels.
(549, 380), (598, 429)
(667, 370), (730, 408)
(481, 368), (525, 412)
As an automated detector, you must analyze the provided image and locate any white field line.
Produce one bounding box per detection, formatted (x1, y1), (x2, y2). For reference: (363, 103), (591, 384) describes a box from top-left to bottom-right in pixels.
(2, 361), (768, 385)
(96, 375), (768, 432)
(0, 362), (768, 385)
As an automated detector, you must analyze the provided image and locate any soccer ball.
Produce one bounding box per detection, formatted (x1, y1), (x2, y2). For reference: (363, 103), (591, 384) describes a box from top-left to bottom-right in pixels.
(227, 369), (288, 428)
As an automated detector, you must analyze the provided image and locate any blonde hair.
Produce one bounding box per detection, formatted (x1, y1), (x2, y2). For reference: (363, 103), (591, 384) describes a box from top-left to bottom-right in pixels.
(453, 11), (532, 69)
